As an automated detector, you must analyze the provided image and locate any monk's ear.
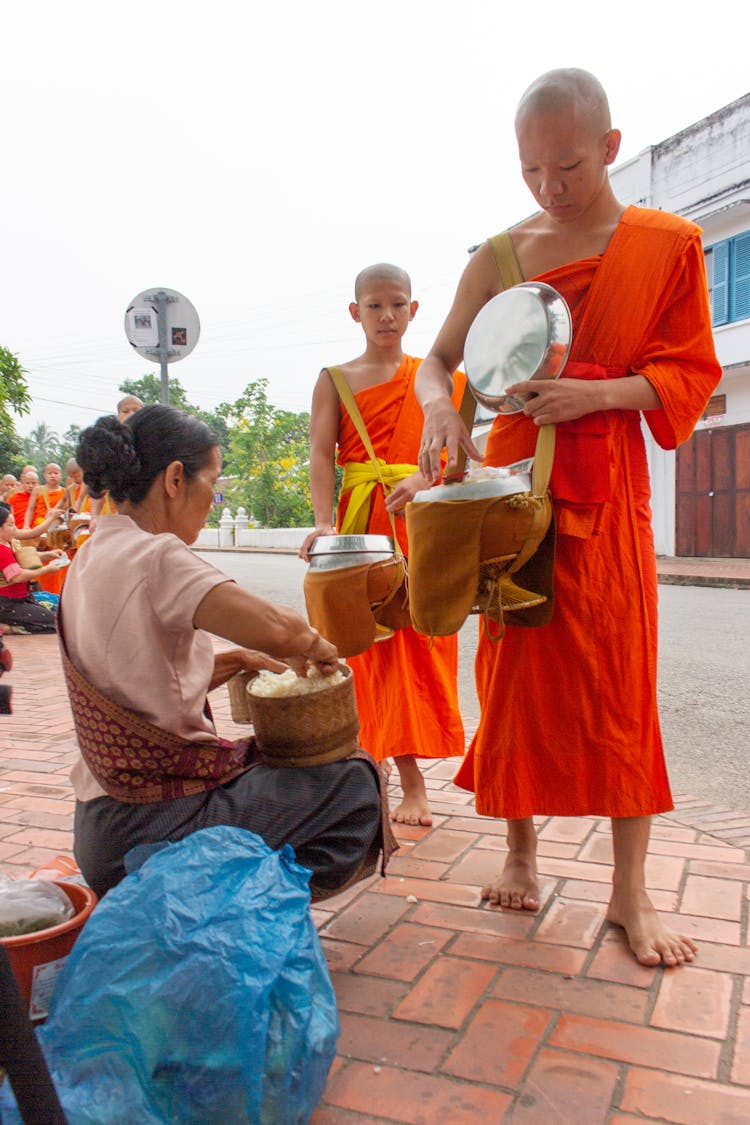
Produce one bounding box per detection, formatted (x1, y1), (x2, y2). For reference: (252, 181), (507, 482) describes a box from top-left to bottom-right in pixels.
(603, 129), (622, 167)
(409, 300), (419, 321)
(164, 460), (185, 498)
(349, 302), (362, 324)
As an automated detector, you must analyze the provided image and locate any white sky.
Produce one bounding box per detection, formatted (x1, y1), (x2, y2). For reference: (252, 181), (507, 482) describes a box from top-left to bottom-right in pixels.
(3, 0), (749, 441)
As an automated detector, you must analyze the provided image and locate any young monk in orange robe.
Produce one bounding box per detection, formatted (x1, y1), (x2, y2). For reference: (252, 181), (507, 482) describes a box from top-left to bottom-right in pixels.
(8, 466), (39, 527)
(300, 264), (465, 825)
(414, 69), (722, 966)
(25, 463), (68, 595)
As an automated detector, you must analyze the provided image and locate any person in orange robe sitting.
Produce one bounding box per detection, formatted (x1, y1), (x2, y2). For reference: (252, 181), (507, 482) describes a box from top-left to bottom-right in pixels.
(300, 264), (465, 826)
(24, 463), (67, 596)
(8, 466), (39, 527)
(414, 69), (722, 967)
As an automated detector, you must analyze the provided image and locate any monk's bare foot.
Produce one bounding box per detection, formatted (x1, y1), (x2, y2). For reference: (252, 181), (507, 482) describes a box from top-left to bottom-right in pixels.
(482, 851), (540, 911)
(381, 758), (394, 781)
(607, 888), (697, 967)
(390, 756), (432, 826)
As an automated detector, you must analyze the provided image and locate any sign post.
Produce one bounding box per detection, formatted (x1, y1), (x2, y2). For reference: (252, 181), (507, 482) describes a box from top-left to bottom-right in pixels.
(124, 287), (200, 403)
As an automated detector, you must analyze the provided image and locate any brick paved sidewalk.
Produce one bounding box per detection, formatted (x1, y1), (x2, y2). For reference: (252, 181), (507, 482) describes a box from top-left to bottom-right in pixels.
(3, 634), (750, 1123)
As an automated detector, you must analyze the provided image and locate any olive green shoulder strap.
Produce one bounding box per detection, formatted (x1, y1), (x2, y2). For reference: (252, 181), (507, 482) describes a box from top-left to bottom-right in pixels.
(488, 231), (524, 290)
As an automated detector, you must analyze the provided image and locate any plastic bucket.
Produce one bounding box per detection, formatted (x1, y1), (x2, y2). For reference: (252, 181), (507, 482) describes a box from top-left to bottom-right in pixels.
(0, 880), (98, 1022)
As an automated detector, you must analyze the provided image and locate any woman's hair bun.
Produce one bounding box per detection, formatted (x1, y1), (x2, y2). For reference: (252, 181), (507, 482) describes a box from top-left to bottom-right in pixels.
(76, 416), (140, 502)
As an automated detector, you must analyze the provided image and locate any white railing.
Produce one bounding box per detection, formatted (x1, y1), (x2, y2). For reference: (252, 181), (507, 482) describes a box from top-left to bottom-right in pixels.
(194, 508), (313, 551)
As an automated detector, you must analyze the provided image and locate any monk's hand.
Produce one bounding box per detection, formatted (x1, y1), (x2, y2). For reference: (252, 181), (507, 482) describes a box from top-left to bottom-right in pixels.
(505, 378), (597, 425)
(419, 399), (482, 482)
(298, 524), (337, 562)
(385, 472), (428, 514)
(286, 630), (339, 679)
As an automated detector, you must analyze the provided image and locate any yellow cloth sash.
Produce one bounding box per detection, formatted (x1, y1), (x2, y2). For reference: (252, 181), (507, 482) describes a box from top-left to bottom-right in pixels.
(340, 461), (418, 535)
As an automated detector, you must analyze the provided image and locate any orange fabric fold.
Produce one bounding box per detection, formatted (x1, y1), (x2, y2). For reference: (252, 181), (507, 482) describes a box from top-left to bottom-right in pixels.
(334, 355), (466, 763)
(456, 207), (722, 817)
(31, 485), (66, 596)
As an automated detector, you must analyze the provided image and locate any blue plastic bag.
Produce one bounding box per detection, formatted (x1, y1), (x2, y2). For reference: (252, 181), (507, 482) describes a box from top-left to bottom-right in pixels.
(0, 827), (339, 1124)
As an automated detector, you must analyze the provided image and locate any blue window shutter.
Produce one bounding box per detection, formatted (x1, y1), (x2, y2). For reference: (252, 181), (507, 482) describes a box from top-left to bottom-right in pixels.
(731, 232), (750, 322)
(711, 241), (729, 325)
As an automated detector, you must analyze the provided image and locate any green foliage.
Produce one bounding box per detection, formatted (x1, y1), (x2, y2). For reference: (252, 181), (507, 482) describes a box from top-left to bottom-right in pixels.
(119, 374), (230, 461)
(0, 346), (32, 472)
(59, 425), (83, 466)
(219, 379), (313, 528)
(21, 422), (61, 468)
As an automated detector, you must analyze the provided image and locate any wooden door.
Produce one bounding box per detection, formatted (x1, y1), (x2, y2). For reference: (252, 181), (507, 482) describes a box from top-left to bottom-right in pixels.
(676, 423), (750, 558)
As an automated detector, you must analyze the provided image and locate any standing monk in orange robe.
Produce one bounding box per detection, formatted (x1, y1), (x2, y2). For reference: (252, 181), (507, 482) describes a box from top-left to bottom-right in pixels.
(300, 264), (465, 825)
(415, 69), (721, 967)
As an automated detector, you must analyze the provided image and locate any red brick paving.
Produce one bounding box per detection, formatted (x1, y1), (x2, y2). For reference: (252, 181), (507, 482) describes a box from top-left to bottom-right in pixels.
(3, 632), (750, 1122)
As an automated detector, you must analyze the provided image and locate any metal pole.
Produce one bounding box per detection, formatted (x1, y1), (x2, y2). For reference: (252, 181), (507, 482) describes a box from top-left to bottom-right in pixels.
(155, 291), (170, 404)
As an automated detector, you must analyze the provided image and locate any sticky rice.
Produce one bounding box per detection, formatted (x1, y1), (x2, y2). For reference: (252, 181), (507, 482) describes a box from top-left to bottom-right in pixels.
(248, 666), (347, 698)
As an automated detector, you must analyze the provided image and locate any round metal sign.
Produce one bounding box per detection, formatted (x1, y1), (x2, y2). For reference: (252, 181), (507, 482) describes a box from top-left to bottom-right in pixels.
(124, 287), (200, 364)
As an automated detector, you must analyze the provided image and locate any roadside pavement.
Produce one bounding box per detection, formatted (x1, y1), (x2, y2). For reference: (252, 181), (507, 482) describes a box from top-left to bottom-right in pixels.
(2, 633), (750, 1122)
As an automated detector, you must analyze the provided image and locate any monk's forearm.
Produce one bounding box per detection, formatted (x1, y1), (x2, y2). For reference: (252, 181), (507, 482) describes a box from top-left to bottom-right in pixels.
(596, 373), (662, 413)
(415, 355), (456, 411)
(309, 452), (337, 527)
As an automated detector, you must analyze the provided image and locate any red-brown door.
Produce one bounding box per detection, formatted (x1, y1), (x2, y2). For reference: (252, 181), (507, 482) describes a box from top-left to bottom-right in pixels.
(676, 423), (750, 558)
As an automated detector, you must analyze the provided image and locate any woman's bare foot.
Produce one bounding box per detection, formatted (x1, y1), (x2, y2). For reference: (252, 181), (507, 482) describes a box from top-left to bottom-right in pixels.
(390, 756), (432, 826)
(482, 850), (540, 910)
(607, 887), (697, 967)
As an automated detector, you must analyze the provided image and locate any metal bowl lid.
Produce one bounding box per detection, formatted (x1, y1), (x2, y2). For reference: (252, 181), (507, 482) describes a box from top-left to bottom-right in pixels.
(309, 534), (395, 555)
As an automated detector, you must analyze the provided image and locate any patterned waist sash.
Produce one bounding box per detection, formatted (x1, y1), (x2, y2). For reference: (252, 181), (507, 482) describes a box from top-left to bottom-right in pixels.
(58, 615), (253, 805)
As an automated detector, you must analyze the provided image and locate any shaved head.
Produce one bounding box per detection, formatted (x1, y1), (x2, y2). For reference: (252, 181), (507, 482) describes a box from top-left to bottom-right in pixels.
(516, 68), (611, 137)
(117, 394), (144, 421)
(354, 263), (412, 302)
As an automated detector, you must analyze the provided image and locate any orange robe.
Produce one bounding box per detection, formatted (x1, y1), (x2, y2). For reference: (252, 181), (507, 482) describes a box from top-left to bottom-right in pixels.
(455, 207), (722, 817)
(31, 486), (66, 596)
(336, 355), (466, 763)
(9, 489), (34, 527)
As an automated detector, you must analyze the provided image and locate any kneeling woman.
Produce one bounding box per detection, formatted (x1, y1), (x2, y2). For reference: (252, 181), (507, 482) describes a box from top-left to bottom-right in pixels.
(64, 405), (390, 899)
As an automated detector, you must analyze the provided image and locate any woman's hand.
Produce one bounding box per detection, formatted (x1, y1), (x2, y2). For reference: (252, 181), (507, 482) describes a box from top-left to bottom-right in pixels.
(285, 630), (339, 678)
(209, 648), (288, 691)
(298, 524), (337, 563)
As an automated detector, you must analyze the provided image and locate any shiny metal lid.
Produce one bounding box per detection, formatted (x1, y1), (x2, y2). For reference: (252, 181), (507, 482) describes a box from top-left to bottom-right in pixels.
(308, 535), (395, 555)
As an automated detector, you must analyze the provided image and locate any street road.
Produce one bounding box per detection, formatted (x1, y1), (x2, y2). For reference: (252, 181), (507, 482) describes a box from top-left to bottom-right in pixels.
(197, 550), (750, 811)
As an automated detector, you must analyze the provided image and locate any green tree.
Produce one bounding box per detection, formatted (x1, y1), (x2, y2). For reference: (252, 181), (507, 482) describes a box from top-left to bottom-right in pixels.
(0, 346), (32, 473)
(59, 424), (83, 466)
(119, 374), (230, 460)
(220, 379), (312, 528)
(22, 421), (61, 467)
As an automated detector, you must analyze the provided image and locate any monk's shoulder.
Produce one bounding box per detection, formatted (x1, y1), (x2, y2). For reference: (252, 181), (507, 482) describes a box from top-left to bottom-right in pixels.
(621, 205), (700, 243)
(329, 356), (398, 394)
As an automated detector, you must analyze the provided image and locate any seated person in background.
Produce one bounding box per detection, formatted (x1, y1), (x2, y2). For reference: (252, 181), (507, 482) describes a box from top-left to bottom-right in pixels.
(0, 503), (66, 634)
(64, 404), (388, 899)
(24, 462), (67, 596)
(7, 466), (39, 526)
(1, 474), (18, 502)
(64, 458), (86, 511)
